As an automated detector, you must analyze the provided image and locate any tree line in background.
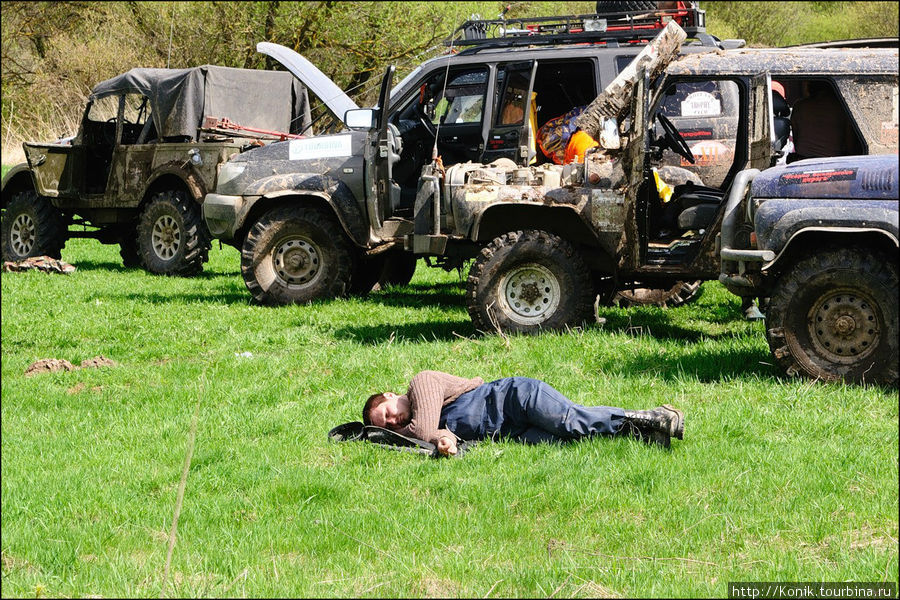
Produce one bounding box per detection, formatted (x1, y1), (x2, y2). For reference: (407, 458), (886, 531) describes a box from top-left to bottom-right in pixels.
(2, 1), (897, 159)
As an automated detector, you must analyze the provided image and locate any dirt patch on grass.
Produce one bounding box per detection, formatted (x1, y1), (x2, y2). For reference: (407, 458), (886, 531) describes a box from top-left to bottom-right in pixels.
(25, 355), (117, 377)
(81, 355), (117, 369)
(24, 358), (77, 376)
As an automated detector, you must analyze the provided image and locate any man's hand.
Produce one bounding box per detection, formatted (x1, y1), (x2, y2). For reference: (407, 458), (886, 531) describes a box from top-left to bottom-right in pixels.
(437, 436), (458, 457)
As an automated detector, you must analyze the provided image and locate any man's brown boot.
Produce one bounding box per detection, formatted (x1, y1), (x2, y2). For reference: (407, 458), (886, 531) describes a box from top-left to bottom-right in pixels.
(622, 405), (684, 448)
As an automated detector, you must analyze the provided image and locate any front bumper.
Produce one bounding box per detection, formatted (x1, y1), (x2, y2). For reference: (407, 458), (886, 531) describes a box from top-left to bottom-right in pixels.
(203, 193), (244, 240)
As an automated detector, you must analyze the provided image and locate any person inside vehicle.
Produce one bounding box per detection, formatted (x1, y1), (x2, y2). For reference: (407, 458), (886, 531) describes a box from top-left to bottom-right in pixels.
(788, 80), (860, 163)
(363, 370), (684, 455)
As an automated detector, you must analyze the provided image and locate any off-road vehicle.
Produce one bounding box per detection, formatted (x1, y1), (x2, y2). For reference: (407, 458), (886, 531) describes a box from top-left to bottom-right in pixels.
(1, 65), (311, 275)
(203, 8), (896, 334)
(204, 4), (733, 301)
(719, 155), (898, 386)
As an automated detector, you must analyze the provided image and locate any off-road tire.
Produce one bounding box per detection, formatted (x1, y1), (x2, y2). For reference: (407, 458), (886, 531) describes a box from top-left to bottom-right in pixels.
(136, 190), (210, 276)
(349, 248), (417, 295)
(595, 1), (659, 14)
(615, 280), (703, 308)
(118, 230), (141, 268)
(467, 230), (594, 335)
(1, 190), (66, 262)
(765, 248), (898, 387)
(241, 205), (354, 305)
(349, 251), (386, 296)
(378, 250), (417, 289)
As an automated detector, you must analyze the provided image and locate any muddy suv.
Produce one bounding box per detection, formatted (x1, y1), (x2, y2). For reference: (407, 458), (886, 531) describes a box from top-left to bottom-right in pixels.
(204, 6), (730, 300)
(719, 155), (898, 386)
(203, 10), (896, 322)
(1, 65), (311, 275)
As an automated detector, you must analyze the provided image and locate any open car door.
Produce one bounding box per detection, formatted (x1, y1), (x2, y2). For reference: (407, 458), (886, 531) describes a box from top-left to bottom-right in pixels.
(483, 61), (538, 165)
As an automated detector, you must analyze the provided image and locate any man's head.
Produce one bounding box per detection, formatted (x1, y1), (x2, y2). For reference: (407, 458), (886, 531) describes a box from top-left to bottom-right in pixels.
(362, 392), (412, 430)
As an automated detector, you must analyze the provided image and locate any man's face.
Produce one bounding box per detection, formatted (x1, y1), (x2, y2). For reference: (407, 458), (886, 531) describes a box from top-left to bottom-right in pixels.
(369, 392), (411, 430)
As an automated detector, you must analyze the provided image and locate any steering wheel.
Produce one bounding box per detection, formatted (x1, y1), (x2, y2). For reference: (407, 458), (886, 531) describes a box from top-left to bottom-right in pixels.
(103, 117), (119, 145)
(656, 113), (695, 164)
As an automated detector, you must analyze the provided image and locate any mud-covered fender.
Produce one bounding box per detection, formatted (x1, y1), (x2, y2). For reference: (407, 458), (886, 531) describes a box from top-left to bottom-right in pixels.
(1, 163), (37, 207)
(755, 199), (899, 255)
(236, 172), (368, 247)
(144, 162), (207, 203)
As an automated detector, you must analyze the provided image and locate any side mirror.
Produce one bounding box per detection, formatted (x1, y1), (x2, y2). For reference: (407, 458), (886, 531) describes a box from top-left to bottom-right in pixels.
(344, 108), (377, 130)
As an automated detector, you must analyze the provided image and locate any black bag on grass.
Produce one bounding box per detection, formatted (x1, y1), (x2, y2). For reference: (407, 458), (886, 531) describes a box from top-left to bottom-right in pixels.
(327, 421), (474, 458)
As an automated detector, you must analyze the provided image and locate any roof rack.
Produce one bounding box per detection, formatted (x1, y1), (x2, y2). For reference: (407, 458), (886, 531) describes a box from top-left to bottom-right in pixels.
(447, 3), (714, 52)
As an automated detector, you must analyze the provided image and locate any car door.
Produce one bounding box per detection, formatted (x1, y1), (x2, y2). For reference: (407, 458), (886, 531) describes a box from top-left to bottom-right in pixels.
(483, 61), (538, 166)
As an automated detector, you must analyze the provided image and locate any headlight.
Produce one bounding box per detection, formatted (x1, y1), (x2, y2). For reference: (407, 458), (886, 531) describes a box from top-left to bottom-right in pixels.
(216, 162), (246, 190)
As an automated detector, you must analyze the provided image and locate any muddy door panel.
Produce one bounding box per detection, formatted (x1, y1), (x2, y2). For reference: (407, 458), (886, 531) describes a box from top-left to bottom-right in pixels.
(23, 143), (83, 199)
(373, 65), (397, 229)
(625, 68), (650, 269)
(748, 72), (774, 170)
(104, 146), (156, 208)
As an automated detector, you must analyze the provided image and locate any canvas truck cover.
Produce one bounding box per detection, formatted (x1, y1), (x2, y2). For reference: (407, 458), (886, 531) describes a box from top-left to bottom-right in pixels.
(89, 65), (312, 140)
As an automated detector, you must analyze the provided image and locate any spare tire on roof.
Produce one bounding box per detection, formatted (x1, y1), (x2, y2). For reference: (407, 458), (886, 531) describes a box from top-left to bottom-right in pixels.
(595, 1), (660, 13)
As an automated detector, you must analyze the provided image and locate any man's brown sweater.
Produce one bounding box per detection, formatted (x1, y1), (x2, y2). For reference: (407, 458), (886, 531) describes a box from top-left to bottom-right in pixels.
(397, 370), (484, 444)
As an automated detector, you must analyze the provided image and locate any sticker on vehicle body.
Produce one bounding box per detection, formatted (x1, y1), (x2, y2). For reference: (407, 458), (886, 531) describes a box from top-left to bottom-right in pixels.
(681, 140), (732, 167)
(778, 168), (858, 186)
(289, 135), (352, 160)
(680, 92), (721, 117)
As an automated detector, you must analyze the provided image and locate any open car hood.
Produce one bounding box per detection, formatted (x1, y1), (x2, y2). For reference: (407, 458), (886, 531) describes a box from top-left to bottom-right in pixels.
(257, 42), (358, 124)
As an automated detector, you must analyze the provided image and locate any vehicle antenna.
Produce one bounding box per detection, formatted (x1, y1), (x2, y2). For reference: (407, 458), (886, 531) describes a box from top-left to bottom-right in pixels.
(166, 2), (175, 69)
(431, 20), (461, 161)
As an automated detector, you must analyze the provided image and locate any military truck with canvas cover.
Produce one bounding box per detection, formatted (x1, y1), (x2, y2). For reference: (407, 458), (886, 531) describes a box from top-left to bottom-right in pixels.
(1, 65), (311, 275)
(718, 155), (898, 386)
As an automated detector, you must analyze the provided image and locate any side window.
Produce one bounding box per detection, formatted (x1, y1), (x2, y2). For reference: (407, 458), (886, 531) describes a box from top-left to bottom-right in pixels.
(781, 78), (865, 161)
(123, 93), (151, 127)
(835, 77), (899, 155)
(495, 67), (531, 126)
(122, 93), (154, 144)
(654, 79), (740, 189)
(431, 69), (487, 125)
(87, 95), (120, 123)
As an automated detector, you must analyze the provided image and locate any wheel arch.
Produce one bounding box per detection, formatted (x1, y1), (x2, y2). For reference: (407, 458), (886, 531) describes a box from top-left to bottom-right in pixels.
(142, 167), (204, 209)
(767, 228), (899, 274)
(472, 203), (617, 289)
(234, 192), (362, 250)
(1, 165), (37, 209)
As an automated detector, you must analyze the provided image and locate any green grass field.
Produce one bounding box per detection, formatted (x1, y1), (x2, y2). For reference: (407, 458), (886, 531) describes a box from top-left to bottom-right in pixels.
(1, 236), (897, 598)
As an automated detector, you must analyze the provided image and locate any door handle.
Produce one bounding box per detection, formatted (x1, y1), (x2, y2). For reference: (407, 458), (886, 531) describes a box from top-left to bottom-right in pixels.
(32, 154), (46, 167)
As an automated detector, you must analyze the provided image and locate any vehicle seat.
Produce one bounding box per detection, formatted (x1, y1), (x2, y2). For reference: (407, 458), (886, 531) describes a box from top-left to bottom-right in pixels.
(386, 123), (404, 215)
(772, 91), (791, 151)
(671, 182), (725, 231)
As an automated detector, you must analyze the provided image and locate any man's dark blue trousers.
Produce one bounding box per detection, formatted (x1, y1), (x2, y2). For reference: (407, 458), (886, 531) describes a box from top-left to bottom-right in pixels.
(439, 377), (626, 444)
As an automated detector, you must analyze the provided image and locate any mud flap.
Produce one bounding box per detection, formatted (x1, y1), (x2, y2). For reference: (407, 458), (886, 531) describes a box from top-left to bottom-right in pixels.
(328, 421), (475, 458)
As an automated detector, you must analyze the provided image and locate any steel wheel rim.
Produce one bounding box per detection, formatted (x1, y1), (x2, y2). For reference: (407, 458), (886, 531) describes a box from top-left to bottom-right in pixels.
(273, 236), (321, 288)
(151, 215), (181, 260)
(11, 213), (36, 256)
(499, 263), (561, 324)
(807, 287), (880, 364)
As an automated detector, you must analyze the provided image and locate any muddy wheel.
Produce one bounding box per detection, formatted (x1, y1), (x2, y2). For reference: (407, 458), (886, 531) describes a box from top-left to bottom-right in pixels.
(136, 190), (210, 276)
(467, 230), (594, 334)
(378, 250), (417, 288)
(119, 231), (141, 268)
(1, 190), (66, 262)
(615, 280), (703, 308)
(765, 248), (898, 386)
(349, 251), (386, 296)
(350, 249), (417, 295)
(241, 205), (353, 305)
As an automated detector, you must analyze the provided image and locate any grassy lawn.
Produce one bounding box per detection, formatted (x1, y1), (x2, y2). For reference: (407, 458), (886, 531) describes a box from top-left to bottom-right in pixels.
(1, 236), (897, 598)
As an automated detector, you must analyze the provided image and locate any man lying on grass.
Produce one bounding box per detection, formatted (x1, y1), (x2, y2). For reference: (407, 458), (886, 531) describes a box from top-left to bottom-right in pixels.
(363, 371), (684, 456)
